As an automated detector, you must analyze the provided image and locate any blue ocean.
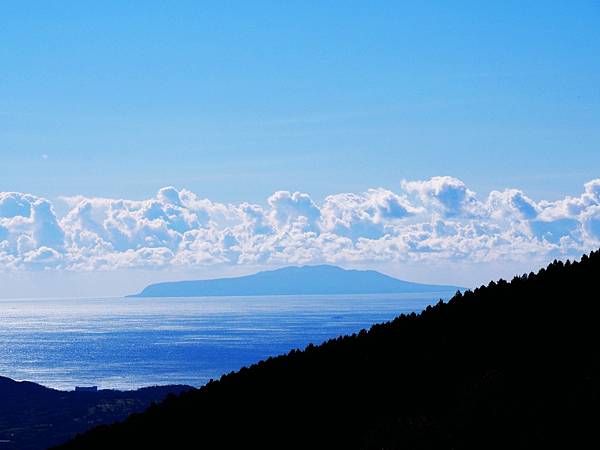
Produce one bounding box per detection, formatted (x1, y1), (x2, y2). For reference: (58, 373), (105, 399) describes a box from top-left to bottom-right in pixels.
(0, 292), (454, 390)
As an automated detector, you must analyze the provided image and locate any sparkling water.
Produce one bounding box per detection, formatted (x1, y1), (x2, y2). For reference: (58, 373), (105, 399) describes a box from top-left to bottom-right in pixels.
(0, 292), (453, 390)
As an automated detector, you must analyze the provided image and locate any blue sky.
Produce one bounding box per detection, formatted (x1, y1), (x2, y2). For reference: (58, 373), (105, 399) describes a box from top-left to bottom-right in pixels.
(1, 1), (600, 297)
(2, 1), (599, 203)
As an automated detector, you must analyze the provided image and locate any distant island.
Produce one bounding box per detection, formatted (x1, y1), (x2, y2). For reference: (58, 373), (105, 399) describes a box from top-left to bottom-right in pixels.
(128, 265), (463, 298)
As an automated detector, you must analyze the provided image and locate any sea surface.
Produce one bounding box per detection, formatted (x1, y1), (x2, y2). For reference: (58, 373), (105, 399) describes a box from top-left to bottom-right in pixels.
(0, 292), (454, 390)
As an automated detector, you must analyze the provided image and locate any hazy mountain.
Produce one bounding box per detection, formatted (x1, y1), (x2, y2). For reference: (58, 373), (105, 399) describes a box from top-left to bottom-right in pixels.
(129, 265), (462, 297)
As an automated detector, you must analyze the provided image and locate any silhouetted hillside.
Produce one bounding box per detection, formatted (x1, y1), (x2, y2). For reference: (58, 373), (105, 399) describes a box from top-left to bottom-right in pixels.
(0, 378), (191, 450)
(58, 251), (600, 449)
(130, 264), (462, 297)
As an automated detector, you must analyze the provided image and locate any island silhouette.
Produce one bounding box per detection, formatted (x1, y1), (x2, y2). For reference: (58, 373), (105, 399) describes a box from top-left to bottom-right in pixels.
(129, 264), (463, 297)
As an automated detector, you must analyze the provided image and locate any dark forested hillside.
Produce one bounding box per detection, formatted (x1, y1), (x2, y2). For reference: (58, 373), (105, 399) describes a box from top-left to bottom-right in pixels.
(0, 379), (191, 450)
(56, 251), (600, 449)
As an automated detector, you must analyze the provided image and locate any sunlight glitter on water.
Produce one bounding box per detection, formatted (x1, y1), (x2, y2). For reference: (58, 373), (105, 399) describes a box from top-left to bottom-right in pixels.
(0, 293), (452, 390)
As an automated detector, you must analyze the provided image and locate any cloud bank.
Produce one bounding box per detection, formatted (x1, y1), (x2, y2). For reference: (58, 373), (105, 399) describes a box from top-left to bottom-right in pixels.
(1, 177), (599, 273)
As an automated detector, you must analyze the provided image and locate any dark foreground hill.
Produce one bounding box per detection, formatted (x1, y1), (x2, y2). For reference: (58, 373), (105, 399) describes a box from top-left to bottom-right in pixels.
(129, 264), (462, 297)
(58, 252), (600, 449)
(0, 378), (191, 450)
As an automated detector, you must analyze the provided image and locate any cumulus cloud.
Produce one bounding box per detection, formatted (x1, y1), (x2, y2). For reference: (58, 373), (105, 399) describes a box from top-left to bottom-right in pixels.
(581, 205), (600, 241)
(268, 191), (321, 231)
(487, 189), (539, 221)
(0, 177), (599, 272)
(402, 176), (481, 218)
(0, 192), (35, 218)
(320, 189), (419, 240)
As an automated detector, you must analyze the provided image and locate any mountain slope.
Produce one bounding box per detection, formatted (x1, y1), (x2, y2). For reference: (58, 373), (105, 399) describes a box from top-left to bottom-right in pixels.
(59, 251), (600, 449)
(130, 264), (461, 297)
(0, 378), (192, 450)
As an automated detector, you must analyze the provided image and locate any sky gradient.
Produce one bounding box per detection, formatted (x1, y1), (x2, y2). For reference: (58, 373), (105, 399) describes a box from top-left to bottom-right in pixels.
(1, 1), (599, 296)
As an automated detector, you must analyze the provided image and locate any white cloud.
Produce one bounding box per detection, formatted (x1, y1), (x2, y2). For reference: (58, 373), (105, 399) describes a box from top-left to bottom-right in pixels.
(581, 205), (600, 241)
(320, 189), (419, 241)
(268, 191), (321, 231)
(0, 192), (35, 218)
(401, 176), (481, 218)
(486, 189), (539, 221)
(0, 178), (599, 273)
